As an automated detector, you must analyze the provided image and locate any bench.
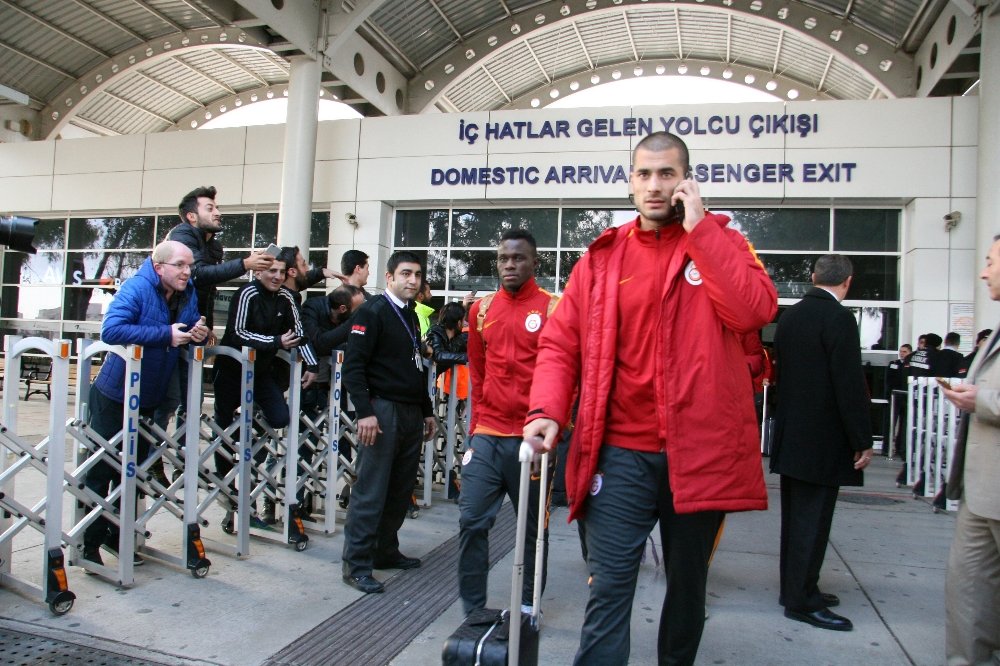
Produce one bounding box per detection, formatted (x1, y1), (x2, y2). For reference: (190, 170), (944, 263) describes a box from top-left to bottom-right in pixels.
(23, 359), (101, 401)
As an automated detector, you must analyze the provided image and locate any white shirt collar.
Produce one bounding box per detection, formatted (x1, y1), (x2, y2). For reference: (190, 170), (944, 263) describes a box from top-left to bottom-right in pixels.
(384, 289), (408, 309)
(817, 285), (842, 302)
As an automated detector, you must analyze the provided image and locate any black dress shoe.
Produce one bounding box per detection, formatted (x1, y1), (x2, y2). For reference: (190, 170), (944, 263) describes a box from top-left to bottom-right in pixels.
(343, 573), (384, 594)
(820, 593), (840, 607)
(373, 554), (421, 570)
(784, 607), (853, 631)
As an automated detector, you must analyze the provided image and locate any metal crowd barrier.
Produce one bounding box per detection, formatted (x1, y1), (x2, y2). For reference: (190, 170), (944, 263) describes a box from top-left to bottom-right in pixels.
(417, 362), (471, 507)
(904, 376), (961, 512)
(0, 336), (76, 615)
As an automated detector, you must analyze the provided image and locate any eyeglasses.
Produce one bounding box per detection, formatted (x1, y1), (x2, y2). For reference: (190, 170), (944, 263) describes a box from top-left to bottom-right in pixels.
(157, 261), (193, 270)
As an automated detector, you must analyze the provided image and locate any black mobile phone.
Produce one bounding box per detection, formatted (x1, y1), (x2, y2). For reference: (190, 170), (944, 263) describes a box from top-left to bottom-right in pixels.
(671, 166), (694, 222)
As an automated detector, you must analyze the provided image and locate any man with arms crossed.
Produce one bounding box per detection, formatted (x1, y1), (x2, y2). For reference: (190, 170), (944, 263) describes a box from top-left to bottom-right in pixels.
(341, 251), (436, 593)
(459, 229), (558, 616)
(941, 235), (1000, 666)
(523, 132), (777, 665)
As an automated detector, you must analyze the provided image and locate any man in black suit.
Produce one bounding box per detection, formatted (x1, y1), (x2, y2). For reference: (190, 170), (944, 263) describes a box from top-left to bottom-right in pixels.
(771, 254), (874, 632)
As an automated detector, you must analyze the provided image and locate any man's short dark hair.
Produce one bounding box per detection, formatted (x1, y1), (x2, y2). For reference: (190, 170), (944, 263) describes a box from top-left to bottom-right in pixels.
(179, 186), (216, 222)
(813, 254), (853, 287)
(499, 229), (538, 255)
(945, 332), (961, 347)
(924, 333), (943, 349)
(341, 250), (369, 276)
(900, 344), (913, 353)
(328, 285), (360, 311)
(277, 246), (300, 270)
(977, 328), (993, 344)
(633, 132), (690, 172)
(387, 250), (423, 275)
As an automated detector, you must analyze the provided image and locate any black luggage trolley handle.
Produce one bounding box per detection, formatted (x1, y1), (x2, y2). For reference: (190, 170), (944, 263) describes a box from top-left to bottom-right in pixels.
(509, 441), (548, 665)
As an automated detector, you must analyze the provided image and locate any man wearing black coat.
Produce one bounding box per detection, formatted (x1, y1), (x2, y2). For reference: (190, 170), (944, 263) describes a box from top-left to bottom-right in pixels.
(771, 254), (874, 632)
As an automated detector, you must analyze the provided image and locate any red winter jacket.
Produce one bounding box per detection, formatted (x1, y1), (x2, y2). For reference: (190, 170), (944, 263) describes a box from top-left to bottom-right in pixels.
(468, 277), (558, 435)
(527, 215), (777, 521)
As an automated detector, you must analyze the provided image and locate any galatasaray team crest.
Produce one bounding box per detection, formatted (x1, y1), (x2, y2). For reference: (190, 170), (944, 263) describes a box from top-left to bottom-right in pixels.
(525, 311), (542, 332)
(684, 261), (702, 286)
(590, 473), (603, 496)
(462, 449), (473, 466)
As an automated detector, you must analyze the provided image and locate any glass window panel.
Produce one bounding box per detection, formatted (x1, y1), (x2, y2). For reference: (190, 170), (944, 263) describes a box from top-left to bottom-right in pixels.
(451, 209), (558, 248)
(848, 307), (899, 350)
(213, 288), (237, 329)
(834, 209), (900, 252)
(32, 218), (66, 250)
(395, 210), (450, 247)
(216, 213), (253, 250)
(253, 213), (277, 248)
(9, 252), (65, 285)
(561, 209), (636, 247)
(63, 285), (114, 322)
(67, 216), (154, 250)
(309, 250), (329, 275)
(0, 323), (56, 340)
(2, 285), (63, 320)
(760, 253), (820, 299)
(559, 251), (586, 291)
(65, 251), (148, 284)
(846, 255), (899, 301)
(448, 250), (555, 292)
(723, 209), (830, 251)
(310, 211), (331, 249)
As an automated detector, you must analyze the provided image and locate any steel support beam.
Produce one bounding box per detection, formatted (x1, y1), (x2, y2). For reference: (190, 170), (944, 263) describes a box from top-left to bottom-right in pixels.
(915, 1), (982, 95)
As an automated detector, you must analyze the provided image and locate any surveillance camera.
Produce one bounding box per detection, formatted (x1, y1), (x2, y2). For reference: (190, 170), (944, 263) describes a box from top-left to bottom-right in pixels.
(944, 210), (961, 232)
(346, 213), (358, 226)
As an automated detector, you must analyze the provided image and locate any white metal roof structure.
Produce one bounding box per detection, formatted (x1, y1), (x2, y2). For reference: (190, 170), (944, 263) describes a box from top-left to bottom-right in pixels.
(0, 0), (990, 141)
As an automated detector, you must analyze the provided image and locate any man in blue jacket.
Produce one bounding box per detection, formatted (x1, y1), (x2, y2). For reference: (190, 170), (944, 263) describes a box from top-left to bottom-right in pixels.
(83, 240), (209, 568)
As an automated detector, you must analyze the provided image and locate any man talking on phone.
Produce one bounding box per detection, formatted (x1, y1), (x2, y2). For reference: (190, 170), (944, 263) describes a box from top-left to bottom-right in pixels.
(522, 131), (777, 666)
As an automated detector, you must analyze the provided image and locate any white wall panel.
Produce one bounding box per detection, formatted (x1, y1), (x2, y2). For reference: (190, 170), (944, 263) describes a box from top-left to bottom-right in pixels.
(53, 172), (142, 210)
(952, 96), (978, 147)
(948, 248), (978, 302)
(141, 166), (244, 208)
(55, 135), (145, 175)
(145, 127), (247, 169)
(908, 248), (951, 301)
(951, 146), (977, 199)
(316, 120), (362, 161)
(0, 176), (51, 210)
(0, 141), (54, 177)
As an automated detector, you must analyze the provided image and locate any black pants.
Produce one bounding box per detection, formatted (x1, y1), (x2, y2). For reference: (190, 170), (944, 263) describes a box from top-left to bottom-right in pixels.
(83, 388), (155, 549)
(212, 356), (290, 479)
(575, 445), (721, 666)
(341, 398), (424, 577)
(779, 475), (839, 612)
(457, 434), (550, 613)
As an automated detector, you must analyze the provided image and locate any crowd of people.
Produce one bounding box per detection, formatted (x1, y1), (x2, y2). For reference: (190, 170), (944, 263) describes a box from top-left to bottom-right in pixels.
(81, 132), (998, 666)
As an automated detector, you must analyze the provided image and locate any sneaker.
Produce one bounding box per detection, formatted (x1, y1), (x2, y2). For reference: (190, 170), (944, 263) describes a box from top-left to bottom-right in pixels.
(221, 510), (235, 534)
(408, 504), (420, 519)
(249, 515), (274, 530)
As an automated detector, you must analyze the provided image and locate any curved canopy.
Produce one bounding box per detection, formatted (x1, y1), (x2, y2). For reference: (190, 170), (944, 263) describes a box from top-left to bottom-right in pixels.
(0, 0), (975, 141)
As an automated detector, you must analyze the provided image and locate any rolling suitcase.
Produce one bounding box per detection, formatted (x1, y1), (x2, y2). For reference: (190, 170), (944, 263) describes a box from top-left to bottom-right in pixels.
(442, 442), (548, 666)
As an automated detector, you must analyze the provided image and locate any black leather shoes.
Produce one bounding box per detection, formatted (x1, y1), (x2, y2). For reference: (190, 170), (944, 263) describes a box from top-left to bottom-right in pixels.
(373, 554), (421, 570)
(784, 607), (853, 631)
(343, 572), (384, 594)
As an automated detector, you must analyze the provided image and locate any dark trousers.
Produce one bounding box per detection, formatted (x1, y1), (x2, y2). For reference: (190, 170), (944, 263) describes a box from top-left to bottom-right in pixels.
(457, 434), (550, 614)
(342, 398), (424, 576)
(575, 445), (721, 666)
(779, 475), (839, 612)
(83, 388), (155, 548)
(212, 357), (290, 479)
(152, 355), (188, 432)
